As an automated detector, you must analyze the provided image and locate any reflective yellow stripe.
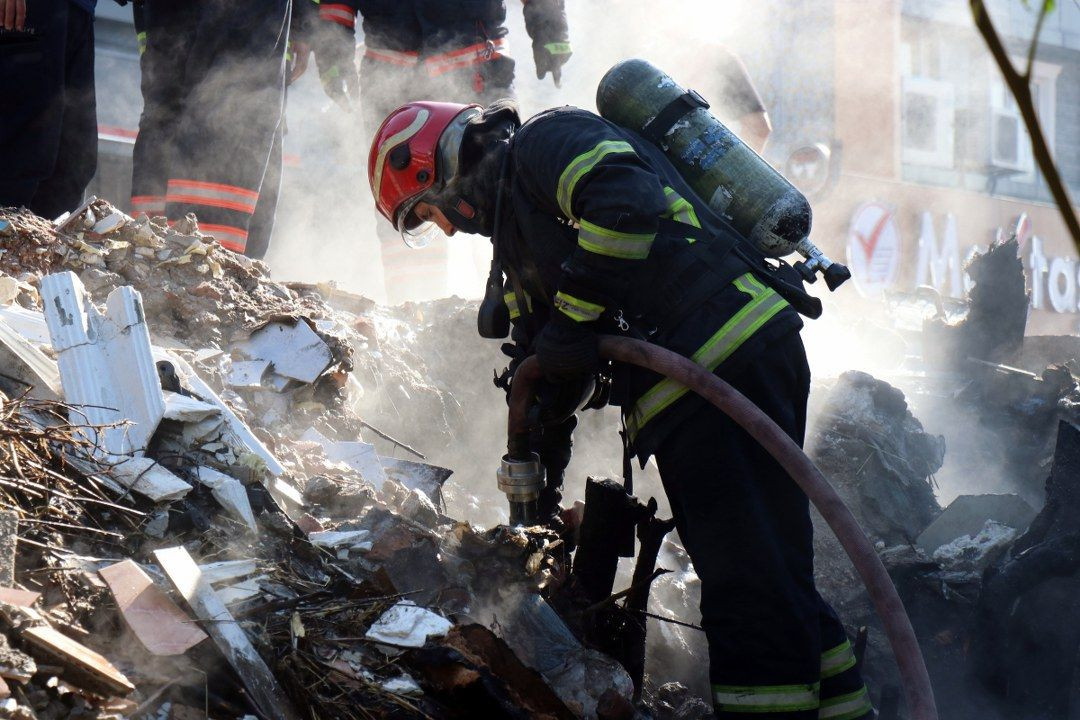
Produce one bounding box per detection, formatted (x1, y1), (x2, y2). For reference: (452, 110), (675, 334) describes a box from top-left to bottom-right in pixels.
(504, 291), (532, 320)
(712, 683), (819, 713)
(577, 220), (654, 260)
(819, 686), (872, 720)
(544, 41), (572, 55)
(663, 187), (701, 237)
(554, 291), (604, 323)
(626, 273), (788, 439)
(556, 140), (635, 220)
(136, 31), (147, 56)
(820, 640), (857, 679)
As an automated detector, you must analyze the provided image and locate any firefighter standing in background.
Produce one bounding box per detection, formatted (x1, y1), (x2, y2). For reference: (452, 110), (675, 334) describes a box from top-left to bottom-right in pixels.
(306, 0), (570, 304)
(129, 0), (303, 259)
(367, 100), (874, 718)
(0, 0), (98, 218)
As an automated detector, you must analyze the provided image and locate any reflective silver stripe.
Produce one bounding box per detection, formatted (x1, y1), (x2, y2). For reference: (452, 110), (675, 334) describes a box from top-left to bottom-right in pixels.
(425, 38), (508, 76)
(626, 273), (788, 439)
(819, 687), (872, 720)
(554, 291), (603, 322)
(371, 108), (430, 216)
(820, 640), (857, 679)
(712, 683), (819, 713)
(555, 140), (635, 220)
(577, 220), (654, 260)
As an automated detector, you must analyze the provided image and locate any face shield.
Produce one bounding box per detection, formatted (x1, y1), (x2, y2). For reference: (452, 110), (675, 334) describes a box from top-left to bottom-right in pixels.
(394, 107), (482, 249)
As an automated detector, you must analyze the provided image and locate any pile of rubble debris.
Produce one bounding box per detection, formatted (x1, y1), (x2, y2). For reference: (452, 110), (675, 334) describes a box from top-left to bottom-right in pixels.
(0, 200), (673, 719)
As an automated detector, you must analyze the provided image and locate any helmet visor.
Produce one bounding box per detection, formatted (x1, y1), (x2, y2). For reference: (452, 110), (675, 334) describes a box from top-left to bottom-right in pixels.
(395, 193), (439, 249)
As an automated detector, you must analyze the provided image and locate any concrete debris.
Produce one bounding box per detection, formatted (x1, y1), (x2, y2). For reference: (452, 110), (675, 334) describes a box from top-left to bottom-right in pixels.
(98, 559), (208, 656)
(194, 466), (258, 533)
(932, 520), (1018, 571)
(364, 601), (452, 649)
(916, 493), (1036, 555)
(809, 370), (944, 545)
(236, 320), (333, 384)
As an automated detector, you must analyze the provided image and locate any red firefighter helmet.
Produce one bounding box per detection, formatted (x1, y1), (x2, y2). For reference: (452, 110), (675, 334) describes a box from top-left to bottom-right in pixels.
(368, 101), (481, 247)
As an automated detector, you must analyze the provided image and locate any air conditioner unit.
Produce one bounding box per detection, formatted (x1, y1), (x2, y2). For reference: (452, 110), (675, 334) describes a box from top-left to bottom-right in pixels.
(901, 77), (955, 168)
(990, 108), (1025, 170)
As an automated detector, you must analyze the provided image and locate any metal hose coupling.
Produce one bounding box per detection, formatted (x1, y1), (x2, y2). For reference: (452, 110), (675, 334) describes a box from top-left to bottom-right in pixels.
(497, 452), (546, 526)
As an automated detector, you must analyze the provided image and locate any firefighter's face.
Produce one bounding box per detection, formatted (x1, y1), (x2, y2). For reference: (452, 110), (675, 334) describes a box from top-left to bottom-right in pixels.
(414, 201), (456, 236)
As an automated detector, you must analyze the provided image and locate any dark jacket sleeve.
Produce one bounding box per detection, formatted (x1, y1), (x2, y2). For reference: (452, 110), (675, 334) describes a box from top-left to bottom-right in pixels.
(513, 111), (668, 325)
(522, 0), (569, 47)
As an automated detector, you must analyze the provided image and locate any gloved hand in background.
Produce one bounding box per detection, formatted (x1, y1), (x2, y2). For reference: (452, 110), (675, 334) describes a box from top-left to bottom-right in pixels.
(522, 0), (571, 86)
(311, 21), (359, 111)
(533, 315), (598, 384)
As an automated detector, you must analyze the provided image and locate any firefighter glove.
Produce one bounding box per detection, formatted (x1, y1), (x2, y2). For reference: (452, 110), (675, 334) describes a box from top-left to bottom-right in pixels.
(533, 316), (598, 384)
(313, 24), (359, 111)
(523, 0), (571, 86)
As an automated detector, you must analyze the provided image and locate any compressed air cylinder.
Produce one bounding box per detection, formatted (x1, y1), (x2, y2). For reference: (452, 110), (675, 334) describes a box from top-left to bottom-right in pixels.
(596, 58), (811, 257)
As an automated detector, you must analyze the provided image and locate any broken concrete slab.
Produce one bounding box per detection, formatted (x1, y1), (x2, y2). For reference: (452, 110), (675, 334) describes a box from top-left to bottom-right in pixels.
(199, 559), (259, 586)
(0, 305), (50, 346)
(154, 546), (301, 720)
(41, 272), (165, 456)
(162, 391), (220, 423)
(111, 457), (192, 503)
(381, 457), (453, 504)
(236, 320), (332, 384)
(301, 427), (388, 490)
(307, 530), (369, 549)
(0, 317), (61, 401)
(916, 494), (1037, 555)
(22, 625), (135, 696)
(228, 360), (271, 389)
(932, 520), (1017, 571)
(194, 467), (257, 533)
(217, 576), (266, 605)
(365, 601), (452, 649)
(156, 349), (285, 477)
(99, 559), (208, 656)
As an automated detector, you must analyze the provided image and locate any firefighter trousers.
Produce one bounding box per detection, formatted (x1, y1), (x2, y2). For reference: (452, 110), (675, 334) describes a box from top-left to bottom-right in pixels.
(0, 0), (96, 218)
(654, 331), (872, 719)
(130, 0), (290, 258)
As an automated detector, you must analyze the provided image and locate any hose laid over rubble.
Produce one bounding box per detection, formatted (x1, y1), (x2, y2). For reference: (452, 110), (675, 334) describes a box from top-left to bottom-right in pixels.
(508, 335), (939, 720)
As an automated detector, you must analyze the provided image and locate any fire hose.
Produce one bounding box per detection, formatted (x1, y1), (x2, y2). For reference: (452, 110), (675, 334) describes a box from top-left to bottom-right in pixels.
(505, 335), (938, 720)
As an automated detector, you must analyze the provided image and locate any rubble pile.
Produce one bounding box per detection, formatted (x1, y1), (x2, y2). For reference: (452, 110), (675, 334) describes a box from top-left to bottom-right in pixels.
(0, 201), (673, 718)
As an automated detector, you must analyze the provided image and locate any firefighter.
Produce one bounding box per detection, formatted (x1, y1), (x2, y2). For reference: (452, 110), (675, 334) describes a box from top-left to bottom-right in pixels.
(0, 0), (98, 218)
(304, 0), (570, 304)
(367, 100), (875, 719)
(129, 0), (299, 259)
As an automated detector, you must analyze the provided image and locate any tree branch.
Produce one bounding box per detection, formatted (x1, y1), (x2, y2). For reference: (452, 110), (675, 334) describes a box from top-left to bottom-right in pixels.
(1025, 0), (1052, 80)
(971, 0), (1080, 254)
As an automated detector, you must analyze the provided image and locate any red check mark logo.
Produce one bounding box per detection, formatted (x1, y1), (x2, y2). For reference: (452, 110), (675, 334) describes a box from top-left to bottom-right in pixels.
(854, 210), (892, 260)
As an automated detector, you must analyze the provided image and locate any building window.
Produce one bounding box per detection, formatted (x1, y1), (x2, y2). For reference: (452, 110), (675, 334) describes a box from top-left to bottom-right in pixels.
(901, 76), (956, 168)
(988, 59), (1059, 183)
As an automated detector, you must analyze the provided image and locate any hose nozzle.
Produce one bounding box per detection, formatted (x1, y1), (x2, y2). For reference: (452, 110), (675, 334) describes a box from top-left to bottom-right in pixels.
(497, 453), (545, 526)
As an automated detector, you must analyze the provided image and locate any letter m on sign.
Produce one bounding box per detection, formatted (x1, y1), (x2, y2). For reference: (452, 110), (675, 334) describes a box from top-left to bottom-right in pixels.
(915, 212), (963, 298)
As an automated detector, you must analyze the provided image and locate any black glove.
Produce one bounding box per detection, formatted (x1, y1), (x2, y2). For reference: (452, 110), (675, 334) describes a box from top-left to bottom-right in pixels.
(312, 22), (359, 111)
(533, 317), (598, 384)
(523, 0), (571, 86)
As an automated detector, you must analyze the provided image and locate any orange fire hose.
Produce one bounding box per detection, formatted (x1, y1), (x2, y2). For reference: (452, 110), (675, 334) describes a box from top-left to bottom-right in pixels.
(507, 335), (938, 720)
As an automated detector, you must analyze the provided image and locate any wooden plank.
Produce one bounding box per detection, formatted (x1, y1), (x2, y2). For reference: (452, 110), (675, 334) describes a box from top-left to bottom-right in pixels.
(0, 587), (40, 609)
(22, 626), (134, 696)
(99, 560), (208, 656)
(154, 546), (300, 720)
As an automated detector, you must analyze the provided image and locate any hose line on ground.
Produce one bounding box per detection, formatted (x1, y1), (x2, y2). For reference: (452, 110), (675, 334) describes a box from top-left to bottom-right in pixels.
(506, 335), (938, 720)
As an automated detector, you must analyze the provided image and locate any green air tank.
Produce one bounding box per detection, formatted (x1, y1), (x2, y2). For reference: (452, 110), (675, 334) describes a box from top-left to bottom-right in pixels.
(597, 58), (850, 289)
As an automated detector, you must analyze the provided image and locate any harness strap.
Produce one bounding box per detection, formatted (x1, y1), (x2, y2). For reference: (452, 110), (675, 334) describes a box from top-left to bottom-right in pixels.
(640, 90), (710, 144)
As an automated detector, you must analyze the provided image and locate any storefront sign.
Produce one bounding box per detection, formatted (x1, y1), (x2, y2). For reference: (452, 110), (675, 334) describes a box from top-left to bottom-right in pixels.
(845, 202), (901, 297)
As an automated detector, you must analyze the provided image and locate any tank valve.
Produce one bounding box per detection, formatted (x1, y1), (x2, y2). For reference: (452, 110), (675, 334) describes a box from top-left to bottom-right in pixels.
(793, 238), (852, 291)
(497, 453), (546, 526)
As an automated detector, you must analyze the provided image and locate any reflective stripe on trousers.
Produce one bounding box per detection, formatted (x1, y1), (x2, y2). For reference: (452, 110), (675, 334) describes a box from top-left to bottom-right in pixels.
(626, 273), (789, 439)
